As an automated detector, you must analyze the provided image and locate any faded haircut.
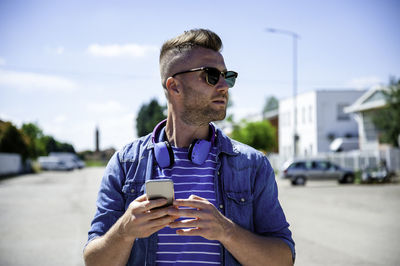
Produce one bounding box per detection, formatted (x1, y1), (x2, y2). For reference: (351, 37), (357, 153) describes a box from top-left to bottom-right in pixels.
(159, 29), (223, 92)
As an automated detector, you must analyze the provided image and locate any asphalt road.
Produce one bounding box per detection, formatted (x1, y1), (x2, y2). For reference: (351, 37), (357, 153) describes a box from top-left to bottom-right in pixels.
(0, 167), (399, 266)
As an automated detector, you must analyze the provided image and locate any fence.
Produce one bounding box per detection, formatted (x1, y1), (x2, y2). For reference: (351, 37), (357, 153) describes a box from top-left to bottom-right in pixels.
(267, 147), (400, 174)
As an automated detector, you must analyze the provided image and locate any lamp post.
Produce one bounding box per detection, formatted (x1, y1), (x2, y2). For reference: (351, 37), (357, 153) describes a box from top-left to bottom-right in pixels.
(265, 28), (300, 158)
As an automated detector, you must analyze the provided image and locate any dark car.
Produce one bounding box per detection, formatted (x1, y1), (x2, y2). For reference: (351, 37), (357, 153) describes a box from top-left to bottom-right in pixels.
(281, 159), (355, 185)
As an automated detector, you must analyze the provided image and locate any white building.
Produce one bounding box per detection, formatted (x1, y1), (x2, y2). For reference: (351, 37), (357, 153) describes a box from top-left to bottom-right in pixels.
(279, 89), (365, 161)
(344, 86), (387, 151)
(344, 86), (400, 172)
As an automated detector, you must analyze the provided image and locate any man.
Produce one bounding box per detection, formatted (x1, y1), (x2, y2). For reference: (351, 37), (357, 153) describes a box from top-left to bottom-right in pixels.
(84, 29), (295, 265)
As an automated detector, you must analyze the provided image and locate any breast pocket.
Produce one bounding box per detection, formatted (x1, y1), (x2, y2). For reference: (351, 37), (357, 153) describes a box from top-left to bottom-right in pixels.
(122, 181), (145, 210)
(222, 157), (256, 231)
(225, 190), (254, 231)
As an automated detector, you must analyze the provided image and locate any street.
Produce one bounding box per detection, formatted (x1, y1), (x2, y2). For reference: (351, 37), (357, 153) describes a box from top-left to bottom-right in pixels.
(0, 168), (399, 266)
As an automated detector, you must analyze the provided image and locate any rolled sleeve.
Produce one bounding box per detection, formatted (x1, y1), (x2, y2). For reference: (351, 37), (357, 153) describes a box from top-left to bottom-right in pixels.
(253, 156), (296, 260)
(86, 152), (126, 245)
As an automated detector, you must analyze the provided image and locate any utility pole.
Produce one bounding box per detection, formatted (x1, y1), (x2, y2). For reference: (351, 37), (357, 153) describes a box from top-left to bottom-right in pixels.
(265, 28), (300, 158)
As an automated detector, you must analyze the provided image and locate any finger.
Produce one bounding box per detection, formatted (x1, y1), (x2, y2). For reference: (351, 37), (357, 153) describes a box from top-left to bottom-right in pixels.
(147, 214), (177, 228)
(188, 194), (207, 201)
(167, 208), (207, 219)
(139, 216), (177, 236)
(148, 197), (170, 209)
(169, 218), (203, 229)
(135, 194), (148, 202)
(135, 197), (168, 212)
(173, 198), (211, 209)
(176, 228), (204, 236)
(149, 220), (176, 234)
(146, 207), (175, 220)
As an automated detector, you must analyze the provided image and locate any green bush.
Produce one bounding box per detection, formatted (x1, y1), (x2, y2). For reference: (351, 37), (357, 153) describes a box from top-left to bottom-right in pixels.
(231, 120), (277, 153)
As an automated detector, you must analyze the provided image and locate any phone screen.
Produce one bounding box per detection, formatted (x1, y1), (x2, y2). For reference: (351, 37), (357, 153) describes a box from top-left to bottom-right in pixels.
(145, 179), (174, 208)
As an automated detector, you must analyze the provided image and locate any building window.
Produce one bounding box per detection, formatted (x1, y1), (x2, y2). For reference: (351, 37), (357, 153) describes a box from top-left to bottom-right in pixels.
(309, 106), (312, 123)
(337, 103), (350, 121)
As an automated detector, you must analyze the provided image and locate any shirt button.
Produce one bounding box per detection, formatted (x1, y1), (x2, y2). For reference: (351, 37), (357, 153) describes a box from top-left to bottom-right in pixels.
(218, 171), (221, 175)
(240, 198), (246, 202)
(131, 189), (135, 193)
(219, 204), (224, 209)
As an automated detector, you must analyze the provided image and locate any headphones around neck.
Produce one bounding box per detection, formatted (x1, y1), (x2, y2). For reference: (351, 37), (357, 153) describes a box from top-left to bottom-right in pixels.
(152, 119), (215, 168)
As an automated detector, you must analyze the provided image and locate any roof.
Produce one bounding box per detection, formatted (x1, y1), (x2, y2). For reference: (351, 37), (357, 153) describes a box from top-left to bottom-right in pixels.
(344, 86), (388, 113)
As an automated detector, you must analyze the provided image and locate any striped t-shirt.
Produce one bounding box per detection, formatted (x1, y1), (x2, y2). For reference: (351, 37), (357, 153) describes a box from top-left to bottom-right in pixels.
(154, 146), (221, 265)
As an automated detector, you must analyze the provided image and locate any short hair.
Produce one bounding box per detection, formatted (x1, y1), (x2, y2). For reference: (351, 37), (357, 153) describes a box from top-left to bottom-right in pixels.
(159, 29), (223, 91)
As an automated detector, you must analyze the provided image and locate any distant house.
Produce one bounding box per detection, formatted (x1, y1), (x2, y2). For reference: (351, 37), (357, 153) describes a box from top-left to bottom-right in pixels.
(344, 86), (387, 151)
(279, 89), (365, 161)
(344, 86), (400, 172)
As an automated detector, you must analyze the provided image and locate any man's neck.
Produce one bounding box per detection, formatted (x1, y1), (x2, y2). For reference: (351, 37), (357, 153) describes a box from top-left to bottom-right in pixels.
(165, 115), (210, 148)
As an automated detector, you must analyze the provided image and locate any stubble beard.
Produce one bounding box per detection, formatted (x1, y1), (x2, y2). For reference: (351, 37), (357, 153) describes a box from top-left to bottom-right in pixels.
(181, 85), (227, 126)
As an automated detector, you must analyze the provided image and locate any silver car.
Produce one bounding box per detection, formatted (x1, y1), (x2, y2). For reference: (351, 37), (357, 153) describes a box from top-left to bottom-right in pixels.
(38, 156), (74, 171)
(281, 159), (355, 185)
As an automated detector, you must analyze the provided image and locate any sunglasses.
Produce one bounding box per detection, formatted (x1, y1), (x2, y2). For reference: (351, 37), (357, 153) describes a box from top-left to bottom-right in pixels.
(172, 67), (238, 88)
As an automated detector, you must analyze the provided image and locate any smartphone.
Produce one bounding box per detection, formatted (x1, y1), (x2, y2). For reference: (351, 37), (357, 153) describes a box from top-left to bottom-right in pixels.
(145, 179), (174, 208)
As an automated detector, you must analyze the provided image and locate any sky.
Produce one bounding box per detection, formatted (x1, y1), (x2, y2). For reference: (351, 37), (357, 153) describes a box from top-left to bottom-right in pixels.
(0, 0), (399, 152)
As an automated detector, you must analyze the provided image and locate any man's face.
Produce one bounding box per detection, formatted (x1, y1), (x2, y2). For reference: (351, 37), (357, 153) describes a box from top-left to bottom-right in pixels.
(174, 48), (230, 126)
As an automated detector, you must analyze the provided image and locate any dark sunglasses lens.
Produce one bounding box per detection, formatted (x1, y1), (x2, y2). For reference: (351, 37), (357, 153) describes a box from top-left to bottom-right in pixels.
(206, 68), (221, 85)
(225, 71), (237, 88)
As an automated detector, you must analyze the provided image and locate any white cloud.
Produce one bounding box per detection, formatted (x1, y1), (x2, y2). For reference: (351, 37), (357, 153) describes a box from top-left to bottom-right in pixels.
(347, 76), (383, 89)
(87, 43), (158, 58)
(0, 69), (78, 92)
(0, 57), (5, 66)
(86, 100), (126, 113)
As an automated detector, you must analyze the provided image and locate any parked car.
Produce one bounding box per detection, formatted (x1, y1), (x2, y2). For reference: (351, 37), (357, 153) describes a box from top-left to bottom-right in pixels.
(281, 159), (355, 185)
(49, 152), (85, 169)
(38, 156), (74, 171)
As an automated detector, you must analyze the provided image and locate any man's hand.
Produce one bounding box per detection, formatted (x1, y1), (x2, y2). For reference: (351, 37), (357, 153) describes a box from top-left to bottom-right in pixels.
(118, 194), (177, 241)
(167, 195), (233, 242)
(167, 195), (293, 265)
(84, 194), (177, 266)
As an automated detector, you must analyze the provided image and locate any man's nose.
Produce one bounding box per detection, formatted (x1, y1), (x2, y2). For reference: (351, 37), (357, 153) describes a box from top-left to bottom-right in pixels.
(215, 75), (229, 93)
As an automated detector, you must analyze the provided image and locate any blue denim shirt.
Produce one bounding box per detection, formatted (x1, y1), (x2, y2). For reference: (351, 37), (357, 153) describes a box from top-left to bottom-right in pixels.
(87, 127), (295, 265)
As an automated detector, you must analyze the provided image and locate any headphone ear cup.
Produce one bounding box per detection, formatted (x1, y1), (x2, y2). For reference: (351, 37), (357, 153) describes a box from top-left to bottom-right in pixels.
(188, 139), (211, 165)
(154, 141), (174, 168)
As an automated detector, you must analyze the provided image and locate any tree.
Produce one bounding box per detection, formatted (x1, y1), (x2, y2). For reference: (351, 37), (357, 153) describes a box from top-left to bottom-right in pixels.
(0, 120), (76, 159)
(230, 120), (277, 153)
(21, 122), (46, 158)
(0, 120), (30, 160)
(372, 78), (400, 147)
(136, 98), (166, 137)
(263, 96), (279, 115)
(40, 135), (75, 154)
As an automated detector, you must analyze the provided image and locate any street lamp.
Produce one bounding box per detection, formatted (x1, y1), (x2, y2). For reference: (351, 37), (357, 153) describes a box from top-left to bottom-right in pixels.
(265, 27), (300, 158)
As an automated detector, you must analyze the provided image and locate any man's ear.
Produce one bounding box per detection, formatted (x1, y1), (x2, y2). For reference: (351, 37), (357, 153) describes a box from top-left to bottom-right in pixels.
(166, 77), (180, 94)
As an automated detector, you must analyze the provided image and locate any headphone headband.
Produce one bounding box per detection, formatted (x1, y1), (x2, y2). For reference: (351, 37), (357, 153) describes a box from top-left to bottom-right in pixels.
(152, 119), (168, 144)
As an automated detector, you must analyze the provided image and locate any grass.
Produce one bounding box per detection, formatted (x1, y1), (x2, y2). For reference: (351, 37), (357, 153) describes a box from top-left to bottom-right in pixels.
(84, 160), (107, 167)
